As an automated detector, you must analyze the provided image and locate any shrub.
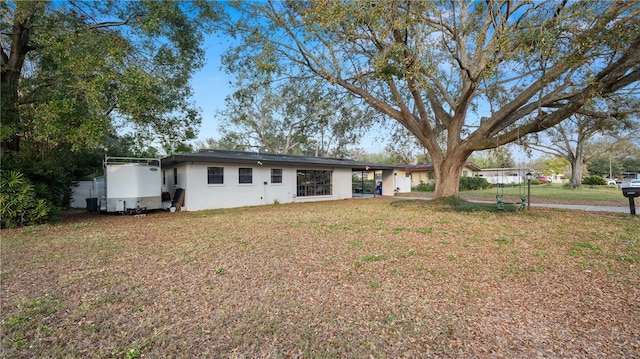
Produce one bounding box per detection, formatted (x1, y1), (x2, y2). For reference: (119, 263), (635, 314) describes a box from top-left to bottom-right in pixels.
(459, 177), (492, 191)
(414, 181), (435, 192)
(0, 170), (53, 228)
(582, 175), (607, 186)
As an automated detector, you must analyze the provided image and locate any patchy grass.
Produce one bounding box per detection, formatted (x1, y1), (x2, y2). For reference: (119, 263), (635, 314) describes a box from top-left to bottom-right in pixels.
(1, 198), (639, 358)
(391, 196), (522, 212)
(401, 183), (628, 206)
(2, 294), (65, 352)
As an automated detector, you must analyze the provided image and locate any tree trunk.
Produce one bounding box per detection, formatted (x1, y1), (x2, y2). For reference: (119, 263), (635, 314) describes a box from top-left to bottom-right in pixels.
(1, 1), (44, 153)
(433, 153), (467, 198)
(569, 141), (585, 189)
(570, 157), (584, 189)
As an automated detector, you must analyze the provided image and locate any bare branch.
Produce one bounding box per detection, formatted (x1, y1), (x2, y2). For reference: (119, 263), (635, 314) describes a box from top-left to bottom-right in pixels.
(87, 20), (133, 30)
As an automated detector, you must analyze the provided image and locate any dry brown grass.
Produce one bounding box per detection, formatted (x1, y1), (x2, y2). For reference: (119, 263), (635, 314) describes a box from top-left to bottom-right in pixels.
(2, 198), (639, 358)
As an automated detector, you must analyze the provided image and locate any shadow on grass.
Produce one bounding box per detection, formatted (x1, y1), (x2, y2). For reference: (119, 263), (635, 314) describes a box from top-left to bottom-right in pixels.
(390, 197), (522, 213)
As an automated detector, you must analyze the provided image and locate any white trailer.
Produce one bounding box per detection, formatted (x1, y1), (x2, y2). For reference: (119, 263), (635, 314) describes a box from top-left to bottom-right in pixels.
(100, 156), (163, 214)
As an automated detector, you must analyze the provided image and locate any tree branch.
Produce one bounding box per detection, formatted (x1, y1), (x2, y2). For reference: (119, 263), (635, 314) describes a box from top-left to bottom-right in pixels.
(87, 19), (134, 30)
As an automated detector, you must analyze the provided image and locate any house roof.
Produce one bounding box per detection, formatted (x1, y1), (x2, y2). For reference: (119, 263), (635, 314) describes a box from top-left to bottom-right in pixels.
(404, 164), (434, 172)
(404, 162), (482, 172)
(161, 149), (403, 171)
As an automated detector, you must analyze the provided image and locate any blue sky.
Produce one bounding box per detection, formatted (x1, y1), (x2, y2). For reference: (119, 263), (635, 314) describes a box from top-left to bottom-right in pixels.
(189, 34), (387, 153)
(189, 35), (230, 144)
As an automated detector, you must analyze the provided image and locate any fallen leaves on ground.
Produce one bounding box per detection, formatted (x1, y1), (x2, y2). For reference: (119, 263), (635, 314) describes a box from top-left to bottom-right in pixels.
(1, 199), (638, 358)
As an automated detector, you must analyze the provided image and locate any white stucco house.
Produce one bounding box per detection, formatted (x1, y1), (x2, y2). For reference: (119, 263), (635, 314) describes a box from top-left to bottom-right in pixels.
(160, 149), (401, 211)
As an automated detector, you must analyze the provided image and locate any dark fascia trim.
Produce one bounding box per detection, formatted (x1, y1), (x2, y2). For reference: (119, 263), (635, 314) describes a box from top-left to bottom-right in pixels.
(161, 151), (402, 172)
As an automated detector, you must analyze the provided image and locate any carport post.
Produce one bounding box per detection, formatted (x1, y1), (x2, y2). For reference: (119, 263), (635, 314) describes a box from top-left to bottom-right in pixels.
(372, 170), (376, 197)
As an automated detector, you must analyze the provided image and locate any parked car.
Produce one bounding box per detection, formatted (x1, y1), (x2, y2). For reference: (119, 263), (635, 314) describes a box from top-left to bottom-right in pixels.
(536, 176), (552, 184)
(606, 178), (618, 186)
(629, 179), (640, 187)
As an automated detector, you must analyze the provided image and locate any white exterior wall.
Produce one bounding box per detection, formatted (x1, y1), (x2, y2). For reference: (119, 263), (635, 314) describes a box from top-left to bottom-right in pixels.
(70, 178), (106, 208)
(381, 170), (396, 196)
(393, 174), (412, 193)
(166, 163), (353, 212)
(70, 181), (93, 208)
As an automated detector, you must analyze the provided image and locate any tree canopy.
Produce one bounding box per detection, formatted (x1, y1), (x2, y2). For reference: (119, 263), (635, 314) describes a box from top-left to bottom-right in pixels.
(1, 0), (218, 216)
(586, 136), (640, 178)
(2, 0), (219, 153)
(214, 75), (378, 157)
(524, 97), (638, 188)
(221, 0), (640, 197)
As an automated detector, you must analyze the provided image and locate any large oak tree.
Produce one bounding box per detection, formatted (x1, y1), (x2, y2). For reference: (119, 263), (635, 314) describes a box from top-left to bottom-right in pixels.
(221, 0), (640, 197)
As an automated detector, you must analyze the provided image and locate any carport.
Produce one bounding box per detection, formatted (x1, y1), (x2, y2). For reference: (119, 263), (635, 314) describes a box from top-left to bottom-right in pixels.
(351, 164), (404, 197)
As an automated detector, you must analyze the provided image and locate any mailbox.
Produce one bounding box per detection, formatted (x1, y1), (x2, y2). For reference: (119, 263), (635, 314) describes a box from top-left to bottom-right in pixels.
(621, 187), (640, 215)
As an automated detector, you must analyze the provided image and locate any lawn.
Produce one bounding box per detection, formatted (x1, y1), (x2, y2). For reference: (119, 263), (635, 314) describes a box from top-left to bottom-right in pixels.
(1, 198), (639, 358)
(405, 183), (629, 207)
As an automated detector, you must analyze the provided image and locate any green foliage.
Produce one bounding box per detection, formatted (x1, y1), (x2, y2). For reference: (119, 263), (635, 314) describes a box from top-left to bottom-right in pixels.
(468, 154), (490, 169)
(215, 268), (228, 275)
(215, 77), (376, 156)
(587, 137), (640, 177)
(3, 1), (217, 153)
(587, 156), (622, 178)
(486, 147), (515, 168)
(349, 240), (363, 248)
(459, 177), (492, 191)
(413, 177), (490, 192)
(1, 1), (220, 220)
(126, 348), (142, 359)
(0, 170), (53, 228)
(495, 237), (514, 245)
(1, 147), (102, 208)
(384, 126), (425, 165)
(582, 176), (607, 186)
(533, 154), (570, 178)
(414, 181), (435, 192)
